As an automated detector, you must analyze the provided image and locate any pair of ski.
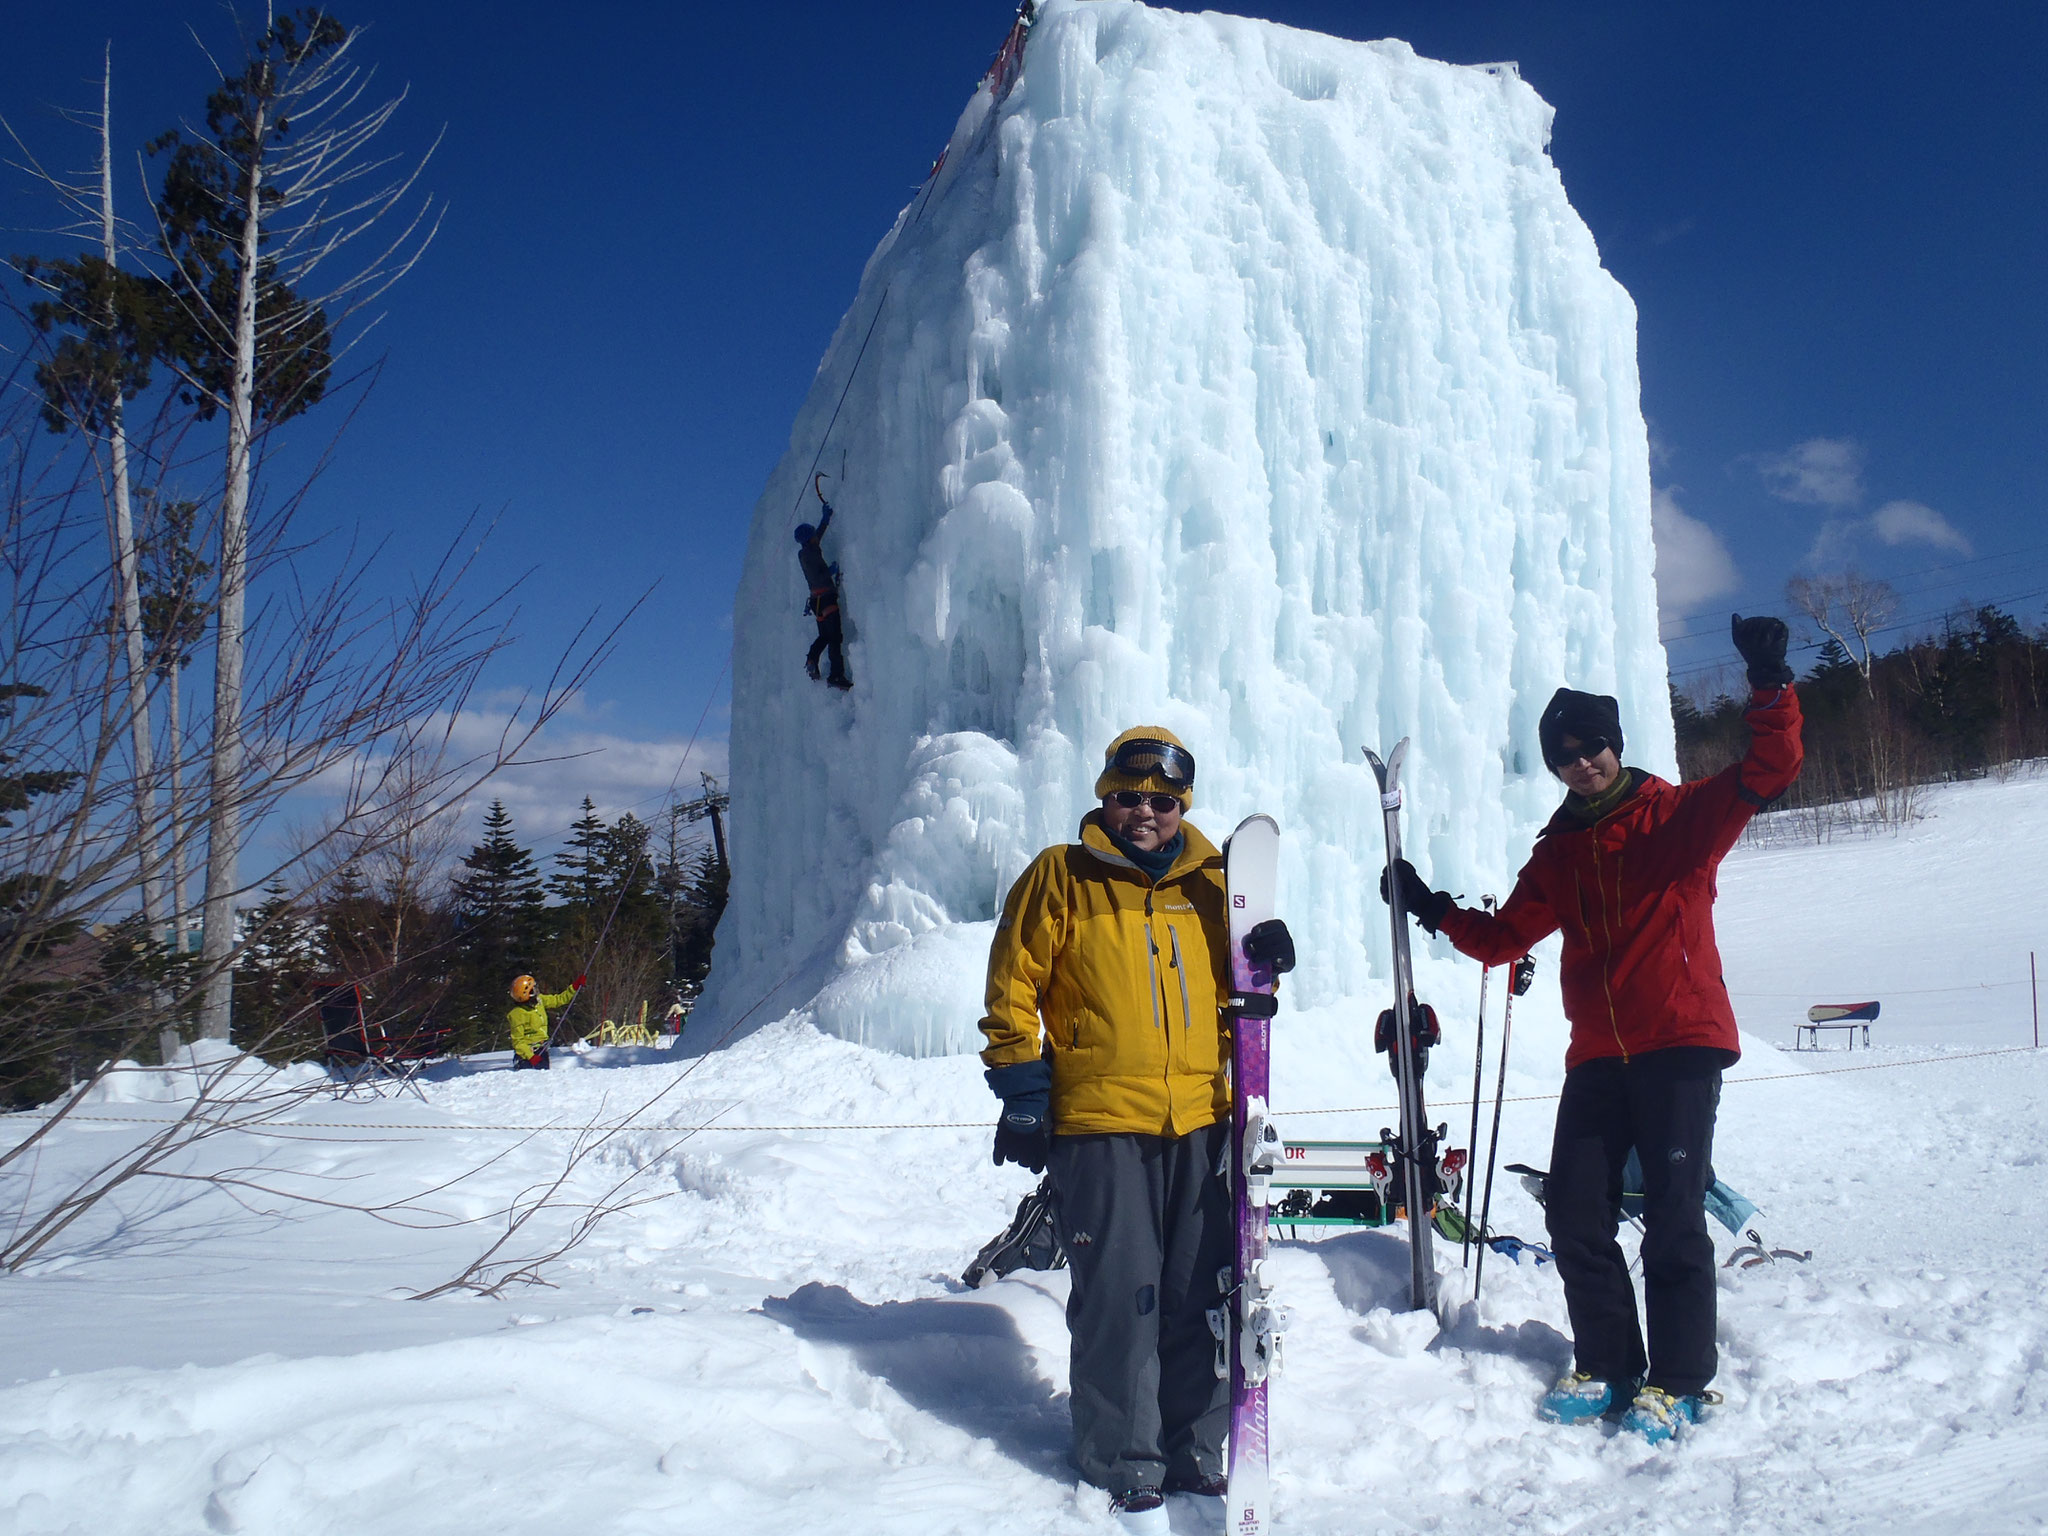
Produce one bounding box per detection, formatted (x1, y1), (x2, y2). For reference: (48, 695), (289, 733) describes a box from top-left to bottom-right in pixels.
(1217, 743), (1430, 1536)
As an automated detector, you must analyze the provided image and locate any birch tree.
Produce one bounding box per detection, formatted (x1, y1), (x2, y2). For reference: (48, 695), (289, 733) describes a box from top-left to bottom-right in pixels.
(1786, 570), (1898, 699)
(7, 48), (170, 941)
(137, 491), (211, 949)
(149, 7), (440, 1038)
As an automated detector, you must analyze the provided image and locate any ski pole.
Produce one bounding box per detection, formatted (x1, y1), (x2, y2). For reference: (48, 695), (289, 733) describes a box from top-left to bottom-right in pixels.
(1462, 896), (1497, 1268)
(1475, 953), (1536, 1303)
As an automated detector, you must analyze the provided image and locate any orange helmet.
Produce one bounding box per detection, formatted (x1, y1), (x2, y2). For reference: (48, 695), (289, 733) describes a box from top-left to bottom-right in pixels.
(509, 974), (538, 1003)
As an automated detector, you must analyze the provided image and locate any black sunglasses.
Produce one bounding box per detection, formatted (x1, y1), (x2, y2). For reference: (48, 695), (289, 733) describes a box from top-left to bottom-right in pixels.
(1546, 736), (1611, 769)
(1110, 790), (1183, 813)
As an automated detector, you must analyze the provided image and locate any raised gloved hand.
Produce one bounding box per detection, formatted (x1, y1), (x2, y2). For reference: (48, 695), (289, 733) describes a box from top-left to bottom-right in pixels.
(572, 973), (587, 990)
(1731, 613), (1793, 689)
(1377, 858), (1454, 936)
(986, 1060), (1051, 1174)
(1243, 918), (1296, 975)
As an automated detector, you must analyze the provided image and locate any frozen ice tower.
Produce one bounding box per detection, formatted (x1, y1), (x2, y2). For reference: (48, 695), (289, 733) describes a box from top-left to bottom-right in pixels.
(697, 0), (1672, 1057)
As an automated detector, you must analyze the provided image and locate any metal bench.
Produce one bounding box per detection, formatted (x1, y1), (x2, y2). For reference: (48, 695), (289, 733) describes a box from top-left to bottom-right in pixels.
(1798, 1000), (1878, 1050)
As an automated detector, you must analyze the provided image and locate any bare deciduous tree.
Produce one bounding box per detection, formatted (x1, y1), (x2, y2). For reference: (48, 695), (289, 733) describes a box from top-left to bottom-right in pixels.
(1786, 569), (1898, 698)
(0, 378), (622, 1254)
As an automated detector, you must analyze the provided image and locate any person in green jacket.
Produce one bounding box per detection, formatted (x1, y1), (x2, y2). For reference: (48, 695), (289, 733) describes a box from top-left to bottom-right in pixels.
(507, 973), (582, 1070)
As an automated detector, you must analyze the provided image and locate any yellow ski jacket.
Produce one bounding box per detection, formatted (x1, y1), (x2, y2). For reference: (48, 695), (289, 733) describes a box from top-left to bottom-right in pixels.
(979, 812), (1231, 1136)
(507, 986), (576, 1060)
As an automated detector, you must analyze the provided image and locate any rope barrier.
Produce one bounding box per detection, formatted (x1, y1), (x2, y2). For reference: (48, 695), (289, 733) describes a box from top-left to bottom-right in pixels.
(10, 1044), (2034, 1139)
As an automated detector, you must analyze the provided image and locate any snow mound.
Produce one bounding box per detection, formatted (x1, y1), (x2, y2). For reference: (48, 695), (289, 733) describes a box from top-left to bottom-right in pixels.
(704, 0), (1668, 1056)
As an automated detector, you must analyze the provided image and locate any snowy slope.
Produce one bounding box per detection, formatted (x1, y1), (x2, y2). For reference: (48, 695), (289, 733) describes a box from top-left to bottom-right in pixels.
(3, 773), (2046, 1535)
(707, 0), (1670, 1056)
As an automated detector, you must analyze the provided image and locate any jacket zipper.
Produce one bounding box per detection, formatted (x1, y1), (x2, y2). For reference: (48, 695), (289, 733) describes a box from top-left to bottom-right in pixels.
(1169, 925), (1193, 1039)
(1145, 890), (1165, 1034)
(1588, 839), (1628, 1062)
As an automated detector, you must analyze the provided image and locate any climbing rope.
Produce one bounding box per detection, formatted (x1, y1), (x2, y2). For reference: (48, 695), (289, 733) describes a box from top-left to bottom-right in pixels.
(789, 288), (890, 524)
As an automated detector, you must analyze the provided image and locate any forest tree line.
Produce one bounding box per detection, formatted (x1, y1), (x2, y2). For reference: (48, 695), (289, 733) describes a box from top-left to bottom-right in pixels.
(233, 789), (731, 1064)
(6, 789), (727, 1107)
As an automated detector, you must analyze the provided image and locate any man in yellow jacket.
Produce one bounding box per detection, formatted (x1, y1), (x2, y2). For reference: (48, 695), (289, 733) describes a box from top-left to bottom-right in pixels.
(506, 973), (582, 1070)
(980, 728), (1294, 1524)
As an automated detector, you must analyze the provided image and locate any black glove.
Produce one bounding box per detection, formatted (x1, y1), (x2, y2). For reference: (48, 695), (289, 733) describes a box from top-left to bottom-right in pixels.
(1243, 918), (1295, 975)
(986, 1061), (1051, 1173)
(1510, 954), (1537, 996)
(1377, 858), (1454, 936)
(1731, 613), (1793, 689)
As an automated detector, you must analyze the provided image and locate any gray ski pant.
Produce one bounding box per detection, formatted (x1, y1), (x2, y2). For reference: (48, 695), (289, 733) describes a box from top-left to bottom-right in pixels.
(1048, 1122), (1232, 1495)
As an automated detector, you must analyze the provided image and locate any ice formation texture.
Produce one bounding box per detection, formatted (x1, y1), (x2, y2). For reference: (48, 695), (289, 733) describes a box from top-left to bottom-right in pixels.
(700, 0), (1672, 1056)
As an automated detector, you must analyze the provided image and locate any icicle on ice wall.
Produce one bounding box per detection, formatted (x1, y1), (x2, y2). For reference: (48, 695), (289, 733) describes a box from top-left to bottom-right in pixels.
(697, 0), (1671, 1057)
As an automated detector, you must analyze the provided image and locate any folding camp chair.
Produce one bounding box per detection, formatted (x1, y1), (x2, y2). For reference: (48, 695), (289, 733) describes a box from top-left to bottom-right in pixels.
(317, 980), (452, 1101)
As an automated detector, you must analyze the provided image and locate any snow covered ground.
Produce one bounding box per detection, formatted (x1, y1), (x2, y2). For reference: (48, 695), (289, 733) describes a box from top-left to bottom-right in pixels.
(3, 771), (2046, 1535)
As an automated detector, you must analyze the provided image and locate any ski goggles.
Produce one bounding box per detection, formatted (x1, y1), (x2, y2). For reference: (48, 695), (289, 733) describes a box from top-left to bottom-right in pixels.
(1109, 791), (1184, 814)
(1107, 737), (1195, 788)
(1544, 736), (1611, 769)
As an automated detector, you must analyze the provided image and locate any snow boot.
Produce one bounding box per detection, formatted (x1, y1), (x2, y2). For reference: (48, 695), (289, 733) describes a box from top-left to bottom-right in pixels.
(1110, 1488), (1168, 1534)
(1621, 1386), (1720, 1445)
(1163, 1469), (1227, 1498)
(828, 673), (852, 691)
(805, 657), (821, 681)
(1537, 1371), (1635, 1425)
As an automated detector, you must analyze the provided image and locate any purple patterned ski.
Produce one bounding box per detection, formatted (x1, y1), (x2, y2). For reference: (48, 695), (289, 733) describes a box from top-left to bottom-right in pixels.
(1219, 814), (1282, 1536)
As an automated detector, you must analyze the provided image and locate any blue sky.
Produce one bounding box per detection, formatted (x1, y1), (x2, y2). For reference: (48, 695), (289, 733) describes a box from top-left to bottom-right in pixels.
(5, 0), (2042, 861)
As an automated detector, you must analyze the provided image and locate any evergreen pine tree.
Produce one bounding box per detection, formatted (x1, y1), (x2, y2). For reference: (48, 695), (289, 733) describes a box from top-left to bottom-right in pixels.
(452, 801), (547, 954)
(672, 847), (729, 995)
(449, 800), (547, 1048)
(549, 798), (608, 914)
(233, 880), (322, 1057)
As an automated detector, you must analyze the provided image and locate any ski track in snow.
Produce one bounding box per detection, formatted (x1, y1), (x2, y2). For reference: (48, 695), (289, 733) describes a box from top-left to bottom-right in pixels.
(3, 776), (2046, 1534)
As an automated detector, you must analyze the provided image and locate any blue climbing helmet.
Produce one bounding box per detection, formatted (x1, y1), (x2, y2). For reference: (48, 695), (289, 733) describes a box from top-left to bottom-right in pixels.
(794, 523), (816, 545)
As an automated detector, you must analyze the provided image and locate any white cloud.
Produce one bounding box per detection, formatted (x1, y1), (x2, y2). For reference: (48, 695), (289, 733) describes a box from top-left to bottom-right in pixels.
(282, 693), (729, 874)
(1872, 499), (1971, 556)
(1651, 485), (1741, 621)
(1803, 517), (1861, 569)
(1755, 437), (1865, 508)
(449, 701), (730, 856)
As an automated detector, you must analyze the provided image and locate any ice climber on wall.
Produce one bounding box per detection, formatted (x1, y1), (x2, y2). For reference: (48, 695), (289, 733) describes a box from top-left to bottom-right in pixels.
(506, 972), (582, 1071)
(1383, 614), (1803, 1443)
(978, 727), (1296, 1526)
(793, 488), (851, 690)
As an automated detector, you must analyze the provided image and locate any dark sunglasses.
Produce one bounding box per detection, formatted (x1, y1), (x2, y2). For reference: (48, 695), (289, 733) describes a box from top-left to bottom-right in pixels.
(1546, 736), (1611, 769)
(1109, 790), (1183, 814)
(1109, 737), (1195, 788)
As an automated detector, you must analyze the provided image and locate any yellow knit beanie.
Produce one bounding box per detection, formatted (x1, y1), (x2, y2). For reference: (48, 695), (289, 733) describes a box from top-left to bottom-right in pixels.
(1093, 726), (1195, 807)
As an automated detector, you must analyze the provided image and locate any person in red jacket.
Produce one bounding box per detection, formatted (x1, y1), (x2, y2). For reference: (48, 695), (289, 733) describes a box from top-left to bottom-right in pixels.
(1383, 614), (1802, 1443)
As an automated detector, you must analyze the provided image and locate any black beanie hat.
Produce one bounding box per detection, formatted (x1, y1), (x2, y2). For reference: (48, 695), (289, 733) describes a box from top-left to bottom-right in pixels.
(1538, 687), (1624, 769)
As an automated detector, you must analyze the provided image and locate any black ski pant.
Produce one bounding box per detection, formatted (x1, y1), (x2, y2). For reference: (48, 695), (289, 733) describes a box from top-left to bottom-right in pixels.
(806, 609), (847, 684)
(1048, 1123), (1231, 1496)
(1545, 1045), (1729, 1397)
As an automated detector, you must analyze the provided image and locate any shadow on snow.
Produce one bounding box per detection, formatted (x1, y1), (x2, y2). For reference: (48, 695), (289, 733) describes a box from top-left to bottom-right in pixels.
(761, 1280), (1070, 1478)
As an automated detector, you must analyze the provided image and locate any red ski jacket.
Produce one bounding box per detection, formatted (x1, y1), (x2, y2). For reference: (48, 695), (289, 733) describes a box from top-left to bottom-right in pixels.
(1438, 685), (1803, 1069)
